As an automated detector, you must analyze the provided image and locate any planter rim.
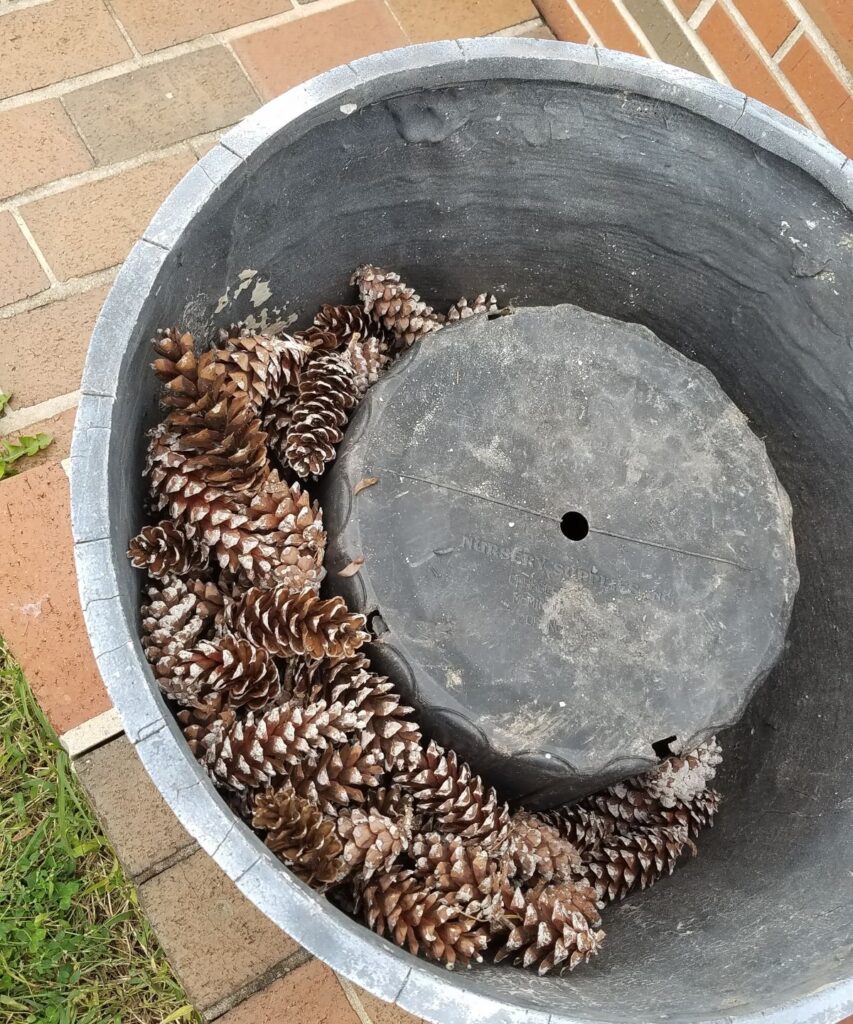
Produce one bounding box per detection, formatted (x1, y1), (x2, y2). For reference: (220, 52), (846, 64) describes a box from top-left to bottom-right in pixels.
(71, 38), (853, 1024)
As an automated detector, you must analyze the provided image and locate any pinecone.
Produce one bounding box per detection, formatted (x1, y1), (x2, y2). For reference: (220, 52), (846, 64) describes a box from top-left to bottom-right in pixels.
(151, 328), (217, 410)
(262, 381), (300, 465)
(314, 304), (379, 342)
(360, 866), (490, 968)
(495, 880), (604, 975)
(506, 811), (581, 883)
(214, 473), (326, 592)
(185, 698), (369, 791)
(398, 740), (510, 845)
(187, 577), (234, 629)
(446, 294), (499, 321)
(346, 336), (388, 398)
(291, 655), (421, 770)
(287, 742), (384, 815)
(369, 784), (416, 822)
(252, 784), (346, 889)
(539, 803), (617, 855)
(146, 389), (269, 518)
(226, 587), (368, 660)
(578, 824), (696, 904)
(352, 265), (444, 347)
(338, 805), (412, 880)
(207, 326), (283, 410)
(638, 737), (723, 807)
(285, 351), (357, 478)
(294, 326), (341, 352)
(411, 833), (510, 919)
(572, 750), (722, 841)
(140, 576), (218, 685)
(168, 635), (280, 713)
(128, 521), (209, 579)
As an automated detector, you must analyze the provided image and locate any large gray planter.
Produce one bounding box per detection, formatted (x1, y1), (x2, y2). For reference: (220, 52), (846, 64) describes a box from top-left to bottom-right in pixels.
(71, 39), (853, 1024)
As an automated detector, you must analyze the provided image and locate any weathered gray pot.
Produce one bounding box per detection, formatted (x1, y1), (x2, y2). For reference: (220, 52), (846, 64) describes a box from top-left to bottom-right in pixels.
(71, 39), (853, 1024)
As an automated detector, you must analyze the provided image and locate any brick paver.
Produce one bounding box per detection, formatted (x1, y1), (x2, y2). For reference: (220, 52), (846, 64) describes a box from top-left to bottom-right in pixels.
(0, 101), (93, 202)
(698, 3), (799, 119)
(0, 0), (131, 99)
(0, 286), (109, 410)
(388, 0), (536, 42)
(0, 213), (49, 306)
(21, 149), (196, 281)
(62, 47), (258, 164)
(574, 0), (646, 53)
(734, 0), (798, 55)
(0, 463), (109, 733)
(218, 960), (361, 1024)
(803, 0), (853, 70)
(623, 0), (708, 71)
(355, 986), (425, 1024)
(234, 0), (407, 100)
(526, 1), (587, 41)
(139, 848), (301, 1015)
(0, 406), (77, 474)
(781, 35), (852, 154)
(109, 0), (293, 54)
(76, 735), (197, 880)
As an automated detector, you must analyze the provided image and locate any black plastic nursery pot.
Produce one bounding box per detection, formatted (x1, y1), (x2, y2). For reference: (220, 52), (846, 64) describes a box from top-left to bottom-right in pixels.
(72, 39), (853, 1024)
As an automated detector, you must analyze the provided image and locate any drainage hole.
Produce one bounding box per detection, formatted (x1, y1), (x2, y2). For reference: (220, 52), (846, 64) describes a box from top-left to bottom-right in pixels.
(652, 735), (678, 759)
(367, 611), (388, 637)
(560, 511), (589, 541)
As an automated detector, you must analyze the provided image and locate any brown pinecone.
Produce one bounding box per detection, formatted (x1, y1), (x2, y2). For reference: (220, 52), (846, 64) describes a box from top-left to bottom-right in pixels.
(187, 577), (234, 629)
(637, 737), (723, 807)
(314, 304), (378, 342)
(346, 336), (389, 398)
(506, 811), (581, 883)
(351, 264), (443, 347)
(549, 783), (720, 856)
(284, 351), (357, 478)
(185, 698), (369, 791)
(214, 473), (326, 592)
(211, 326), (276, 408)
(146, 388), (269, 519)
(338, 805), (412, 880)
(151, 328), (218, 410)
(569, 745), (720, 839)
(128, 521), (209, 579)
(291, 655), (421, 770)
(446, 294), (499, 321)
(539, 803), (617, 855)
(360, 866), (490, 968)
(411, 832), (511, 922)
(578, 824), (696, 904)
(294, 326), (341, 352)
(226, 587), (368, 660)
(140, 576), (218, 685)
(398, 740), (510, 845)
(369, 784), (416, 822)
(494, 880), (605, 975)
(287, 742), (384, 815)
(168, 634), (280, 713)
(262, 380), (300, 465)
(252, 784), (346, 889)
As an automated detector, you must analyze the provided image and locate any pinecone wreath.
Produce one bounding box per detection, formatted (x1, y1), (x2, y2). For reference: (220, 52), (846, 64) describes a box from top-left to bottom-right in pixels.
(128, 265), (722, 977)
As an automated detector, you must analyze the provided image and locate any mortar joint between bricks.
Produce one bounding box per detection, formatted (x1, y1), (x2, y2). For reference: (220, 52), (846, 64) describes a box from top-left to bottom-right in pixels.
(201, 948), (315, 1022)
